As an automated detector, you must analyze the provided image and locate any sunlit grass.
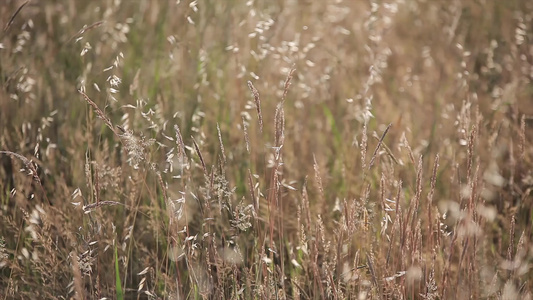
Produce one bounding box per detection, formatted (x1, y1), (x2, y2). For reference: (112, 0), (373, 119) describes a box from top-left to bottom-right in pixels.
(0, 0), (532, 299)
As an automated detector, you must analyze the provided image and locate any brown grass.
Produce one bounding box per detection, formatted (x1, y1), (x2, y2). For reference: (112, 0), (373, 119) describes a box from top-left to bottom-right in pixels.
(1, 0), (532, 299)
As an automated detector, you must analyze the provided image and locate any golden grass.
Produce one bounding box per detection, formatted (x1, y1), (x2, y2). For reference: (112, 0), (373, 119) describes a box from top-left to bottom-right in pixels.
(1, 0), (532, 299)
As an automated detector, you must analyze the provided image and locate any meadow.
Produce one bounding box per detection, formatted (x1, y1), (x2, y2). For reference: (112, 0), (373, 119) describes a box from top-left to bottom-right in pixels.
(0, 0), (532, 299)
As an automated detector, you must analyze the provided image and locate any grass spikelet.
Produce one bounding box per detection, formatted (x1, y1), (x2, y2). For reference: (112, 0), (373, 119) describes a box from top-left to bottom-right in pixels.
(70, 251), (85, 300)
(519, 115), (525, 159)
(466, 125), (477, 183)
(216, 123), (226, 164)
(313, 154), (325, 214)
(274, 102), (285, 148)
(242, 116), (250, 153)
(427, 154), (439, 247)
(78, 90), (119, 137)
(360, 122), (368, 170)
(247, 81), (263, 133)
(247, 169), (257, 211)
(3, 0), (28, 33)
(281, 67), (296, 102)
(174, 124), (186, 159)
(507, 215), (516, 262)
(67, 20), (105, 43)
(369, 123), (391, 170)
(191, 136), (207, 175)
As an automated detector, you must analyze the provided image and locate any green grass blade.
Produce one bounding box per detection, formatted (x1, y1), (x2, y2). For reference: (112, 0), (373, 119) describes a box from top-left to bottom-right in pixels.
(115, 244), (124, 300)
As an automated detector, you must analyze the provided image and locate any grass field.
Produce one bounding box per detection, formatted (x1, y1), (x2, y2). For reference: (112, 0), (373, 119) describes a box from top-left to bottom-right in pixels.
(1, 0), (532, 299)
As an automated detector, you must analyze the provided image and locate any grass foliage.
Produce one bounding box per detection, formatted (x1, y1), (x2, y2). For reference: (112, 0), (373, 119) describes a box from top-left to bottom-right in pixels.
(1, 0), (533, 299)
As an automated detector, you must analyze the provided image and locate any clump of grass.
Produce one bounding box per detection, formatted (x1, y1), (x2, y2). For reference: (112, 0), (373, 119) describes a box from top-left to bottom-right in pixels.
(0, 0), (532, 299)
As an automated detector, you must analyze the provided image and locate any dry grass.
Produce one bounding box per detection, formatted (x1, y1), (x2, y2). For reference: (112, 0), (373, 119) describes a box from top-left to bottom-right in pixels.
(1, 0), (532, 299)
